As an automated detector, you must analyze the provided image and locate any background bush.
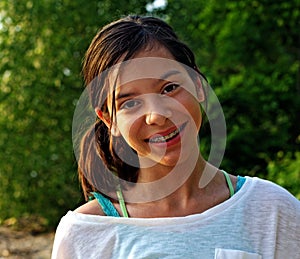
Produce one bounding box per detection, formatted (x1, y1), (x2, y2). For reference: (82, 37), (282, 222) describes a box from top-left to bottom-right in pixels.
(0, 0), (299, 230)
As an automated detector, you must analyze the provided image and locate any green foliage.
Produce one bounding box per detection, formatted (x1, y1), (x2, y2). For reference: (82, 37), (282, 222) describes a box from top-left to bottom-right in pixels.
(266, 151), (300, 199)
(0, 0), (299, 230)
(165, 0), (300, 194)
(0, 0), (150, 229)
(166, 0), (300, 174)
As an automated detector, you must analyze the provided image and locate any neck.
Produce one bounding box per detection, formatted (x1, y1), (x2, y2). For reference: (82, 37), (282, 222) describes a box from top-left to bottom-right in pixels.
(126, 150), (215, 203)
(122, 155), (225, 217)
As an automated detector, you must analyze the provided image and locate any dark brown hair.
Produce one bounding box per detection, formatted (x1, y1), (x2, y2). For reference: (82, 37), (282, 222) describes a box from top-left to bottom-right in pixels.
(79, 15), (206, 200)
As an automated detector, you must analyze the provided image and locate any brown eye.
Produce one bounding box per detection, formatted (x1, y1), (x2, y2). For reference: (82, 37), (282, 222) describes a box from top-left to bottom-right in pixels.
(162, 83), (180, 94)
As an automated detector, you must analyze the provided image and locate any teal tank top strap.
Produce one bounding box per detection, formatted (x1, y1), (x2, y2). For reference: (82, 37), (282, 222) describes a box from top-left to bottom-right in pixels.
(236, 175), (246, 192)
(221, 170), (246, 197)
(91, 192), (121, 217)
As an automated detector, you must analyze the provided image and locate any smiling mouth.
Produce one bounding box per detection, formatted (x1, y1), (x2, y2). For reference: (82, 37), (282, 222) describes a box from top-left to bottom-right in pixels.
(148, 123), (186, 143)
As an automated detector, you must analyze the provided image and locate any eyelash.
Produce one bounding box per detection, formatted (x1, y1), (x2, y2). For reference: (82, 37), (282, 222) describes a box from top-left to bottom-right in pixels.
(161, 83), (180, 94)
(119, 82), (181, 110)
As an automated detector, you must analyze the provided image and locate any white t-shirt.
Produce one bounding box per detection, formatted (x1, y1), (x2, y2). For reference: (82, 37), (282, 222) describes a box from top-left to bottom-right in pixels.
(51, 177), (300, 259)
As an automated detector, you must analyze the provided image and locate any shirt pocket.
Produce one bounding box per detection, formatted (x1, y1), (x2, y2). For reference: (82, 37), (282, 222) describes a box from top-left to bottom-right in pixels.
(214, 248), (262, 259)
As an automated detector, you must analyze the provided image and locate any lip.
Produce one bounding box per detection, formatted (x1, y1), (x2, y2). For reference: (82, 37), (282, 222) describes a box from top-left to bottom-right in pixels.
(145, 122), (187, 143)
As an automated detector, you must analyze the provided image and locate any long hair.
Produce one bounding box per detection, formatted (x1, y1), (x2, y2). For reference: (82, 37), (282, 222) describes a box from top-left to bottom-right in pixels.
(79, 15), (206, 200)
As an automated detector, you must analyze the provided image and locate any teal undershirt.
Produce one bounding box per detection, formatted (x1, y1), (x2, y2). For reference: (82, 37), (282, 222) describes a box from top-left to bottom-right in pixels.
(91, 192), (121, 217)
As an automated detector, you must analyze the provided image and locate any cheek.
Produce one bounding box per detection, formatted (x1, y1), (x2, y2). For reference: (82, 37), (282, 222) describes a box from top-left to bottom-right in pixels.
(177, 94), (202, 130)
(116, 115), (142, 145)
(116, 118), (130, 142)
(191, 102), (202, 130)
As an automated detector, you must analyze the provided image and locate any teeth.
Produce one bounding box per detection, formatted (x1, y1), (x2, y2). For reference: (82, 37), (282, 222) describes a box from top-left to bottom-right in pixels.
(149, 126), (181, 143)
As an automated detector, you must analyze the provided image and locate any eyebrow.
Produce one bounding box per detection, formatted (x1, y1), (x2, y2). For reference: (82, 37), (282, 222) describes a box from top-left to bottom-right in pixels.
(116, 70), (181, 101)
(160, 69), (181, 80)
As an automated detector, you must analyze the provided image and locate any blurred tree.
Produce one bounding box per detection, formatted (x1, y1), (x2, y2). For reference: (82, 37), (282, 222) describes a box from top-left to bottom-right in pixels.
(165, 0), (300, 181)
(1, 0), (299, 229)
(267, 151), (300, 199)
(0, 0), (150, 229)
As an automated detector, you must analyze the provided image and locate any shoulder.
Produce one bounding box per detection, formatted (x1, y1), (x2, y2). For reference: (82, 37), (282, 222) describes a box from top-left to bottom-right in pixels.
(74, 199), (106, 216)
(51, 210), (106, 258)
(51, 212), (80, 258)
(249, 177), (300, 248)
(240, 177), (300, 240)
(250, 177), (298, 199)
(245, 177), (300, 215)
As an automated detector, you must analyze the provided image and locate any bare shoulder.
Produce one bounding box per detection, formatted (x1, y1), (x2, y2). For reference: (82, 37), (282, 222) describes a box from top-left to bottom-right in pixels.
(74, 199), (105, 216)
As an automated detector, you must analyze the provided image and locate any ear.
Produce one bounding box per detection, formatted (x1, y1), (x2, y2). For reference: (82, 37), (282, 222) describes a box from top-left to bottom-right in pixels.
(95, 108), (121, 136)
(195, 76), (205, 102)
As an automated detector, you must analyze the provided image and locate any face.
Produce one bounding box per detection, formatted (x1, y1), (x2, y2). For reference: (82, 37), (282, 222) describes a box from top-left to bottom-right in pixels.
(104, 45), (204, 168)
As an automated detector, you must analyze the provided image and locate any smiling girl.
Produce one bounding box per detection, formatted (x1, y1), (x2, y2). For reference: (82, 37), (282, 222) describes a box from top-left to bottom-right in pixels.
(51, 15), (300, 259)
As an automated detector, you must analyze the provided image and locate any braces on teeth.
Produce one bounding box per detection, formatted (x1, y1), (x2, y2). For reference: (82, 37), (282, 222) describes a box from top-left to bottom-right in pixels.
(149, 126), (182, 143)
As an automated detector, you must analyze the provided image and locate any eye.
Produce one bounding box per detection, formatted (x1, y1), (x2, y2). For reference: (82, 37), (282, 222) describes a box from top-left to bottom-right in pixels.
(120, 99), (141, 110)
(161, 83), (180, 94)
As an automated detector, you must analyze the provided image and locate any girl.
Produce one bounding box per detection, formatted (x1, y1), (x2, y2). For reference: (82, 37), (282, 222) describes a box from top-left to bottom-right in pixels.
(52, 15), (300, 258)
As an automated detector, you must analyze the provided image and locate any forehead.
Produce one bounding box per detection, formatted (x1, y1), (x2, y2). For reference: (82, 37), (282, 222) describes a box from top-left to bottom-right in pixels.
(108, 59), (188, 97)
(108, 45), (181, 86)
(124, 59), (182, 83)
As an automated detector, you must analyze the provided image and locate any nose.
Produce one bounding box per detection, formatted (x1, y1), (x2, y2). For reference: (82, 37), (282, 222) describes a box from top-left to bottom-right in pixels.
(145, 96), (172, 125)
